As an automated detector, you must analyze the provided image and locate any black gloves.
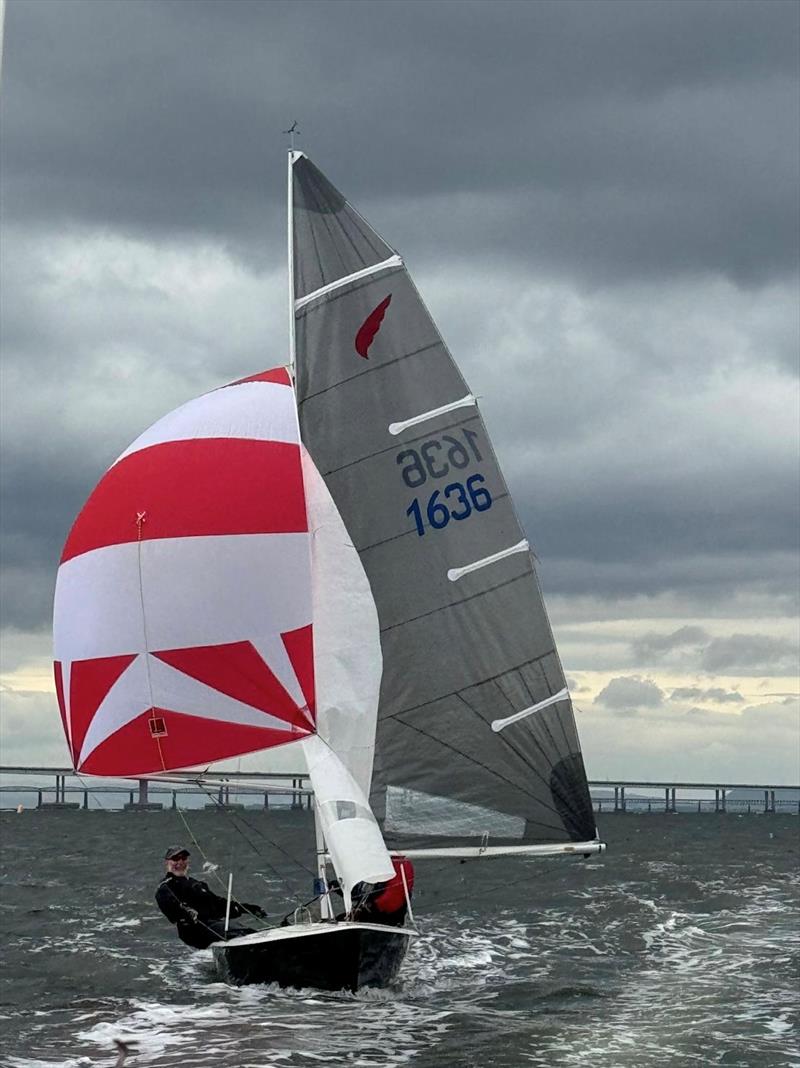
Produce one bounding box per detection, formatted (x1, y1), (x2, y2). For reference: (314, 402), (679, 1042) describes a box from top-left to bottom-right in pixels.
(241, 902), (267, 919)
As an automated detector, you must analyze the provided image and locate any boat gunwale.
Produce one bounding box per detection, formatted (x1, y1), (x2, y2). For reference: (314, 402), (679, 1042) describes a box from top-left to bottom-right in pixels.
(212, 920), (416, 950)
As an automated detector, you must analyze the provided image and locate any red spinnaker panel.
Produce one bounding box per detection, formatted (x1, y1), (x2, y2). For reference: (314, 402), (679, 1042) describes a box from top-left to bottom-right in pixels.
(53, 661), (69, 754)
(225, 368), (292, 387)
(79, 707), (307, 777)
(282, 624), (316, 717)
(61, 439), (307, 564)
(153, 641), (312, 730)
(68, 654), (137, 766)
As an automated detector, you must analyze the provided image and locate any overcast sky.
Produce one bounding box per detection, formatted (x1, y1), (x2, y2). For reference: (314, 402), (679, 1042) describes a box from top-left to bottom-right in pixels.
(1, 0), (798, 784)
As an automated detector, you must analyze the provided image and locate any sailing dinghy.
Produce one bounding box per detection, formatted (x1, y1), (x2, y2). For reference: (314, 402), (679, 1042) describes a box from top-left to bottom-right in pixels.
(52, 151), (603, 992)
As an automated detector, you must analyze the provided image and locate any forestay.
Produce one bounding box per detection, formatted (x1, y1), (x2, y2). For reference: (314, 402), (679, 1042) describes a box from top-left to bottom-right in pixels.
(291, 153), (597, 852)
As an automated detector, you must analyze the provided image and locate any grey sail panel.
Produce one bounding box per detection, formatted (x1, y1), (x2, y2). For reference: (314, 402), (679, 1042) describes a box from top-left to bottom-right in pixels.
(293, 157), (596, 847)
(292, 154), (395, 302)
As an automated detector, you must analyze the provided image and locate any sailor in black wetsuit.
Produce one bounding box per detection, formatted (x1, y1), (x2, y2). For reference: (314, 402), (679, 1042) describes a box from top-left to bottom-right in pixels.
(155, 846), (267, 949)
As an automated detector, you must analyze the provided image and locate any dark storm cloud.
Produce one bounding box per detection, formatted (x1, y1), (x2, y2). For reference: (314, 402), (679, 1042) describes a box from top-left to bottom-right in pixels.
(2, 0), (797, 283)
(0, 0), (797, 641)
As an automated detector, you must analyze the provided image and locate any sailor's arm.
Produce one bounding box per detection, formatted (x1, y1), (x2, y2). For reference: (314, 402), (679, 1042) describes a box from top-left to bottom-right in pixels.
(155, 881), (186, 923)
(192, 879), (266, 919)
(156, 880), (200, 924)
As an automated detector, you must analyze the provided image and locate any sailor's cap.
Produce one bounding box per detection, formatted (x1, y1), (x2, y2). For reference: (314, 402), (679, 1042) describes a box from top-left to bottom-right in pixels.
(164, 846), (190, 860)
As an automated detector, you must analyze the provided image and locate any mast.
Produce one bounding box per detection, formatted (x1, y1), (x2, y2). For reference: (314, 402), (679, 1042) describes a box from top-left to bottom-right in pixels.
(287, 143), (332, 917)
(287, 149), (297, 382)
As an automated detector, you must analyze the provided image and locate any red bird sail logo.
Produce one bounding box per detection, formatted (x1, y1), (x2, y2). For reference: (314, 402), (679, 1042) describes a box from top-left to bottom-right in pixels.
(355, 295), (392, 359)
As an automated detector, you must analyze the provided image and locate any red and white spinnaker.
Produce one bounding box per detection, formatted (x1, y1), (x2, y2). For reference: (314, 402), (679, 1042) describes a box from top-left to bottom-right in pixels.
(53, 368), (316, 776)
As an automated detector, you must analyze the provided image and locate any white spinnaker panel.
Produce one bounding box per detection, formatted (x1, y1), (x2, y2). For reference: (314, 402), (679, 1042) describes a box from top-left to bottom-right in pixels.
(301, 448), (383, 795)
(54, 533), (311, 707)
(299, 447), (391, 899)
(114, 379), (299, 464)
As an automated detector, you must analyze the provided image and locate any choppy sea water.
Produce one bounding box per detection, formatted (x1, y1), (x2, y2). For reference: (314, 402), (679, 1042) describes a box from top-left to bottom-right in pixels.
(1, 810), (798, 1068)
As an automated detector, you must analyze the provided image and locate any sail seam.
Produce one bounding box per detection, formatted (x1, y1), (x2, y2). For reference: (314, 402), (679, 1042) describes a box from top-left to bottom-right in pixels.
(380, 648), (558, 724)
(319, 183), (389, 266)
(344, 193), (400, 262)
(485, 678), (578, 822)
(316, 207), (364, 287)
(453, 690), (573, 827)
(519, 657), (573, 757)
(364, 489), (511, 552)
(300, 192), (325, 311)
(378, 565), (527, 635)
(507, 669), (569, 778)
(295, 255), (403, 310)
(391, 714), (569, 833)
(298, 341), (441, 403)
(319, 413), (483, 480)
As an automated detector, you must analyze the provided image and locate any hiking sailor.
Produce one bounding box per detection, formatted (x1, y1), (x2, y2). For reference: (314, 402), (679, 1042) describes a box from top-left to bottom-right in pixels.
(155, 846), (267, 949)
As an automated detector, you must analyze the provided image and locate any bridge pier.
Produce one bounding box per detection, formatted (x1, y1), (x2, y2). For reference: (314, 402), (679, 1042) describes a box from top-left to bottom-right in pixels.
(40, 772), (79, 809)
(204, 784), (244, 811)
(124, 778), (163, 811)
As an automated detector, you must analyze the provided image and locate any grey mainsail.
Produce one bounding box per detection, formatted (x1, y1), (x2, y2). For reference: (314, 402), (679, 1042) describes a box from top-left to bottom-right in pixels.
(292, 153), (596, 849)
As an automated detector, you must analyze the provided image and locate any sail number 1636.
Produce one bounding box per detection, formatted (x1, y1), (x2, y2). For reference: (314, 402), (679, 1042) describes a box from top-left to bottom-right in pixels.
(397, 428), (493, 537)
(396, 428), (483, 488)
(406, 475), (492, 536)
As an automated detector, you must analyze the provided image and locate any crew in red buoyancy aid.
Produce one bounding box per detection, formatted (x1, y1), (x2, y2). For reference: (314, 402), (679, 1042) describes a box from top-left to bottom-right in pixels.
(351, 857), (415, 927)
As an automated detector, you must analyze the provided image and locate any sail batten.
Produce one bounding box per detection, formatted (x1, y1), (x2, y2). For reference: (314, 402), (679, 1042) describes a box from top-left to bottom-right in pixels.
(295, 254), (403, 310)
(292, 155), (597, 849)
(389, 394), (477, 436)
(448, 539), (530, 582)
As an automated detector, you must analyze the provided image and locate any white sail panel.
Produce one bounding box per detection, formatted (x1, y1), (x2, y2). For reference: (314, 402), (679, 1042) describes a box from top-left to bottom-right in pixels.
(301, 734), (394, 909)
(54, 533), (311, 701)
(114, 377), (299, 464)
(301, 448), (383, 796)
(385, 786), (526, 840)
